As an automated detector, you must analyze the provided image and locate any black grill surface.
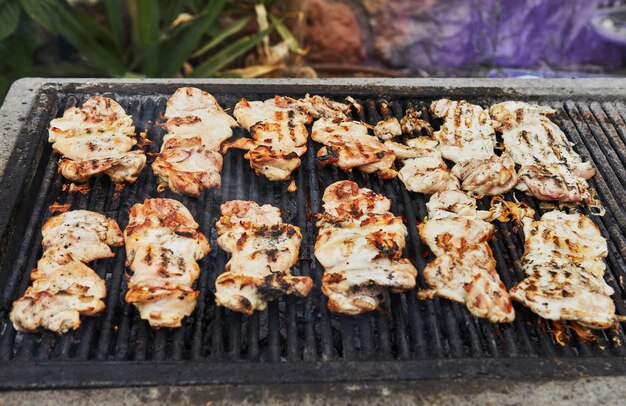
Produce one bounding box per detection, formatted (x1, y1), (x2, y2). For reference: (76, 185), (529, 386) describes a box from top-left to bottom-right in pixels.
(1, 81), (626, 389)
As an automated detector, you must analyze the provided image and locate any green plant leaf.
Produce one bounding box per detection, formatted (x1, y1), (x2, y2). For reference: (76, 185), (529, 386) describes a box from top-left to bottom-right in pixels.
(20, 0), (128, 76)
(159, 0), (185, 26)
(269, 14), (300, 52)
(191, 25), (274, 77)
(191, 16), (249, 58)
(105, 0), (124, 51)
(133, 0), (160, 76)
(159, 0), (227, 77)
(74, 7), (122, 56)
(0, 0), (20, 41)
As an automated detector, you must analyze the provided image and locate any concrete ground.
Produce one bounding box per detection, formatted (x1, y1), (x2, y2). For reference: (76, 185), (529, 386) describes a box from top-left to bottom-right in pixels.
(1, 376), (625, 405)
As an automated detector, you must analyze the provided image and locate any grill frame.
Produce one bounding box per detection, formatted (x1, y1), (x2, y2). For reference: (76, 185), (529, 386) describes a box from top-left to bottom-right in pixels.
(1, 78), (626, 390)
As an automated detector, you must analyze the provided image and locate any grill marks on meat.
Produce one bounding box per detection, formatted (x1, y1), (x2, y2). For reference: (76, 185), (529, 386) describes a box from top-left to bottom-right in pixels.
(429, 99), (517, 195)
(387, 138), (460, 195)
(124, 198), (210, 328)
(215, 200), (312, 315)
(315, 181), (417, 315)
(59, 150), (146, 183)
(225, 96), (315, 181)
(490, 101), (595, 203)
(312, 118), (397, 179)
(509, 211), (619, 329)
(10, 211), (123, 333)
(430, 99), (496, 163)
(153, 87), (235, 196)
(451, 152), (518, 196)
(418, 191), (515, 323)
(49, 96), (146, 183)
(153, 136), (223, 196)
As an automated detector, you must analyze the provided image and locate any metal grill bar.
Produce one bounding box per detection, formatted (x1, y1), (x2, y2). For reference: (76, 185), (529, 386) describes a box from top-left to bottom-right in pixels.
(1, 80), (626, 389)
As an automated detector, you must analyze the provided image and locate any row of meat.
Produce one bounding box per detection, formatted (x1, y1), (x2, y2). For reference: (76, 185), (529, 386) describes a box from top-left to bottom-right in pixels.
(10, 181), (620, 335)
(48, 87), (595, 204)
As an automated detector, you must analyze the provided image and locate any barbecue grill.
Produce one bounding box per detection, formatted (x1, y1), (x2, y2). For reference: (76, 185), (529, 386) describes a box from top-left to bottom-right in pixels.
(1, 78), (626, 390)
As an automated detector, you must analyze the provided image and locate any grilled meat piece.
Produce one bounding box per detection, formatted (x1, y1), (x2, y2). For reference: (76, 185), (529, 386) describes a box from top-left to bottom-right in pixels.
(233, 96), (313, 131)
(215, 200), (312, 315)
(10, 211), (123, 333)
(490, 101), (595, 180)
(152, 136), (223, 197)
(451, 153), (518, 196)
(164, 87), (237, 151)
(490, 101), (594, 203)
(388, 137), (460, 195)
(294, 94), (350, 120)
(418, 190), (515, 323)
(49, 96), (145, 183)
(58, 150), (146, 183)
(400, 108), (434, 136)
(315, 181), (417, 315)
(36, 210), (124, 268)
(155, 87), (235, 196)
(223, 120), (308, 181)
(124, 198), (210, 328)
(226, 97), (311, 181)
(427, 99), (518, 195)
(510, 211), (618, 329)
(516, 163), (591, 203)
(374, 117), (402, 140)
(52, 133), (136, 161)
(430, 99), (496, 163)
(49, 96), (135, 145)
(312, 118), (397, 179)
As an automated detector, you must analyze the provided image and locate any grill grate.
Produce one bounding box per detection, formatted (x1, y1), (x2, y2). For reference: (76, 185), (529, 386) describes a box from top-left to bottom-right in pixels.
(1, 81), (626, 388)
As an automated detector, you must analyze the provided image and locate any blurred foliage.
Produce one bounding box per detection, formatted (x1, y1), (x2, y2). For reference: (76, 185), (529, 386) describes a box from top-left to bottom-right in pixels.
(0, 0), (299, 98)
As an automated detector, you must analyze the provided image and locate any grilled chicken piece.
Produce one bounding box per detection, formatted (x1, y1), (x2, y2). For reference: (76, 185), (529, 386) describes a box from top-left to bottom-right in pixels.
(152, 136), (223, 197)
(426, 99), (517, 195)
(424, 187), (500, 221)
(233, 96), (313, 131)
(400, 108), (434, 136)
(36, 210), (124, 270)
(223, 120), (308, 181)
(124, 198), (210, 328)
(430, 99), (496, 163)
(451, 153), (518, 196)
(215, 200), (312, 315)
(59, 150), (146, 183)
(10, 211), (123, 333)
(49, 96), (135, 145)
(388, 137), (460, 194)
(490, 101), (594, 203)
(155, 88), (235, 196)
(294, 94), (350, 120)
(510, 211), (618, 329)
(164, 87), (237, 151)
(374, 117), (402, 140)
(49, 96), (146, 183)
(225, 96), (312, 181)
(516, 163), (591, 203)
(418, 190), (514, 323)
(315, 181), (417, 315)
(52, 133), (136, 161)
(490, 101), (595, 180)
(312, 118), (397, 179)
